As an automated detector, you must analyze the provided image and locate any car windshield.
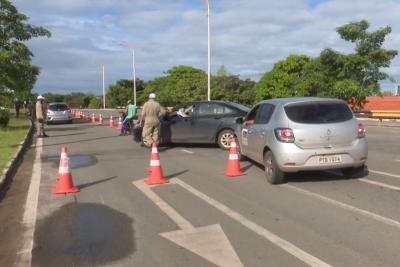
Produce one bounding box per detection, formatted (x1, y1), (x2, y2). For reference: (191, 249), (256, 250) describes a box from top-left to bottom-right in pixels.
(49, 103), (68, 111)
(284, 101), (353, 124)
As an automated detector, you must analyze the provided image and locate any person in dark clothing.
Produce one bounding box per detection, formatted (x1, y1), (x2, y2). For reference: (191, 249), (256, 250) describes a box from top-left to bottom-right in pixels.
(14, 99), (21, 118)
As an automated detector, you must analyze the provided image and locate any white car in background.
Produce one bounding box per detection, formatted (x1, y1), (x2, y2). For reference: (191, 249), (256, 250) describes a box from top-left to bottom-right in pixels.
(46, 102), (72, 124)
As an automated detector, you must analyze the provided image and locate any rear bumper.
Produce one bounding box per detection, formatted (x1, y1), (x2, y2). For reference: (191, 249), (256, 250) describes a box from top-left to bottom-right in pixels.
(47, 115), (72, 123)
(273, 138), (368, 172)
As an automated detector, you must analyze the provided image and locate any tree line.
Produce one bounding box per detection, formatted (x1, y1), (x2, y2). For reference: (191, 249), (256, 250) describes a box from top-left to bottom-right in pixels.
(1, 0), (397, 110)
(79, 20), (398, 109)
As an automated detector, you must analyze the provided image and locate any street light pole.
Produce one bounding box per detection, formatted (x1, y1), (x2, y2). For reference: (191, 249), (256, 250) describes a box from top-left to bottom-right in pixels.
(102, 64), (105, 109)
(131, 46), (137, 106)
(207, 0), (211, 101)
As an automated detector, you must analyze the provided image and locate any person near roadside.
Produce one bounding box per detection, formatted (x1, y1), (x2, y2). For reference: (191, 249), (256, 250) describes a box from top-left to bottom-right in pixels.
(120, 100), (137, 136)
(14, 98), (21, 118)
(35, 95), (48, 138)
(140, 93), (164, 147)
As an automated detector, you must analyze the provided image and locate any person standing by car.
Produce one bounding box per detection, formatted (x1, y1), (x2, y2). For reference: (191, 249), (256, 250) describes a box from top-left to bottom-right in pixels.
(35, 95), (48, 138)
(140, 93), (164, 147)
(120, 100), (137, 136)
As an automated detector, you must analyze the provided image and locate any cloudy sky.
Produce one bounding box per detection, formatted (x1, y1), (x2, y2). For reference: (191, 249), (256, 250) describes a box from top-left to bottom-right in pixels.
(13, 0), (400, 94)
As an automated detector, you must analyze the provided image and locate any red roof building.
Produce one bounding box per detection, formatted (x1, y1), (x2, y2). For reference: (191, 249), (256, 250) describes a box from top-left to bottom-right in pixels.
(362, 96), (400, 111)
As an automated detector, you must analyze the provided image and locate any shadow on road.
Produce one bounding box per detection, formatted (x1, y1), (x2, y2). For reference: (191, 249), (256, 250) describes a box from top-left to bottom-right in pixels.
(166, 170), (189, 179)
(78, 176), (118, 189)
(32, 203), (135, 267)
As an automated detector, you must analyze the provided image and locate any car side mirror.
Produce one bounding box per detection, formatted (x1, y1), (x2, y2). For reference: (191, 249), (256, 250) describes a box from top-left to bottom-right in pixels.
(236, 117), (244, 124)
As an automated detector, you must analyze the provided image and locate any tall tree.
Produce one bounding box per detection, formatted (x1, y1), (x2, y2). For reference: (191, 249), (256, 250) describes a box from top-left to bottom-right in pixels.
(256, 20), (397, 106)
(0, 0), (51, 102)
(106, 79), (145, 107)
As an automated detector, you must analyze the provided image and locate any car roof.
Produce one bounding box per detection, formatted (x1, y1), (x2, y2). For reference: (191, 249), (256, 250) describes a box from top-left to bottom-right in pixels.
(48, 102), (68, 105)
(189, 100), (250, 111)
(258, 97), (345, 105)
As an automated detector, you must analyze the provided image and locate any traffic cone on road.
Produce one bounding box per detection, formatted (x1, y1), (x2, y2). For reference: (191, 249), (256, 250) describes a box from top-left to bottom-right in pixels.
(224, 139), (245, 177)
(98, 114), (103, 126)
(117, 116), (122, 130)
(145, 143), (169, 185)
(109, 115), (115, 128)
(91, 113), (96, 123)
(52, 147), (80, 194)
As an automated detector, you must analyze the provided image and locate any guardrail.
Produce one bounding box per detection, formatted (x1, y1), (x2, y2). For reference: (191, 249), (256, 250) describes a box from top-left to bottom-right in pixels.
(370, 110), (400, 120)
(354, 110), (400, 119)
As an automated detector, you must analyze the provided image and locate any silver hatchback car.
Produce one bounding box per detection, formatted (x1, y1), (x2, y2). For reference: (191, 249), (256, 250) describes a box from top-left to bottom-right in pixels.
(46, 102), (72, 124)
(236, 97), (368, 184)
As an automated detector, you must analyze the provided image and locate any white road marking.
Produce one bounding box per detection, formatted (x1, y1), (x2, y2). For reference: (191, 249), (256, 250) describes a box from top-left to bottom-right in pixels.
(369, 169), (400, 179)
(358, 179), (400, 191)
(133, 180), (194, 230)
(133, 179), (244, 267)
(171, 178), (331, 267)
(15, 138), (43, 266)
(283, 184), (400, 230)
(181, 149), (194, 154)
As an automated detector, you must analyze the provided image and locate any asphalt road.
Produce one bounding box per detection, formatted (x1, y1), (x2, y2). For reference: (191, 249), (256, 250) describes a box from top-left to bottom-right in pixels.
(1, 118), (400, 266)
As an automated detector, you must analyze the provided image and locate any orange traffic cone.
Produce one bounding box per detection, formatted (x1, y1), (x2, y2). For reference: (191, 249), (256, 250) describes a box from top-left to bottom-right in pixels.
(109, 115), (115, 128)
(145, 143), (169, 185)
(52, 147), (80, 194)
(224, 139), (245, 177)
(98, 114), (103, 126)
(91, 113), (96, 123)
(117, 116), (122, 130)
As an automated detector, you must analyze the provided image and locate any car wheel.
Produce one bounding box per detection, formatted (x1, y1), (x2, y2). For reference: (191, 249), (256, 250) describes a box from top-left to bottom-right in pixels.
(217, 129), (235, 150)
(341, 164), (365, 178)
(264, 151), (285, 184)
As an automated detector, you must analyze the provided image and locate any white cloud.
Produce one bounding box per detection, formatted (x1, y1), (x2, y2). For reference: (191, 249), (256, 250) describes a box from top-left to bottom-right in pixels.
(11, 0), (400, 93)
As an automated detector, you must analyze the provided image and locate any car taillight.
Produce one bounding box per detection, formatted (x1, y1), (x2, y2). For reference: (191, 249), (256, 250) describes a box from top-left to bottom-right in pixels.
(274, 128), (295, 143)
(358, 123), (366, 138)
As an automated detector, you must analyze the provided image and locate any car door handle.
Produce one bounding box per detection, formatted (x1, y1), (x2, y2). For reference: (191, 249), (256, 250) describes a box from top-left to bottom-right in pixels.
(214, 117), (221, 120)
(261, 131), (266, 136)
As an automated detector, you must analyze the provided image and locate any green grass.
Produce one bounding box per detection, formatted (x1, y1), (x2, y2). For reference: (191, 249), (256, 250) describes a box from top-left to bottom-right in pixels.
(0, 115), (31, 172)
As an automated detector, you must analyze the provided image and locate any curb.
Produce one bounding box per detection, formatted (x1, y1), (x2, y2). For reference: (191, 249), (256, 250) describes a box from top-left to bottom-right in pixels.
(0, 120), (34, 196)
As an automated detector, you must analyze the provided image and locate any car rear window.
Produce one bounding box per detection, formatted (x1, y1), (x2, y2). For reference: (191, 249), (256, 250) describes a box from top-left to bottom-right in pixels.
(49, 104), (68, 111)
(284, 101), (353, 124)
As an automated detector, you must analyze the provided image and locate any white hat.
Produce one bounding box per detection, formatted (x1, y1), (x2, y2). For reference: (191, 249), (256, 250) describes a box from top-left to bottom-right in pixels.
(149, 93), (156, 99)
(37, 95), (44, 100)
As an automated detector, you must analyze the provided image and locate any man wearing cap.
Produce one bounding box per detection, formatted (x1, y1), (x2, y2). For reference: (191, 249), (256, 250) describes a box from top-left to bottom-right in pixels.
(36, 95), (48, 138)
(140, 93), (164, 147)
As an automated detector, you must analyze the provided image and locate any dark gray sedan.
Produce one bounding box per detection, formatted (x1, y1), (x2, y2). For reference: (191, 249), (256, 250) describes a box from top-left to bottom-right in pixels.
(159, 100), (250, 149)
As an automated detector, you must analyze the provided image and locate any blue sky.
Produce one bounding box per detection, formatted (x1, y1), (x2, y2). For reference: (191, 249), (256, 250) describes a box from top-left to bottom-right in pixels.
(13, 0), (400, 95)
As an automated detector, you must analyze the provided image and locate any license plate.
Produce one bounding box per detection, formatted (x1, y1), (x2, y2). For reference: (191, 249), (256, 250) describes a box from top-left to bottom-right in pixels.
(319, 155), (341, 164)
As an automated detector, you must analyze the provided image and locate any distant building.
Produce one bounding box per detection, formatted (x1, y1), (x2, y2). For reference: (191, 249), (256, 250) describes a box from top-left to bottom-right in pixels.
(397, 85), (400, 96)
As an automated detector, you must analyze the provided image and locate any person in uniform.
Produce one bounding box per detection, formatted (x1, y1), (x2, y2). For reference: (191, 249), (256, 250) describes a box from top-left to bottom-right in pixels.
(140, 93), (164, 147)
(35, 95), (48, 138)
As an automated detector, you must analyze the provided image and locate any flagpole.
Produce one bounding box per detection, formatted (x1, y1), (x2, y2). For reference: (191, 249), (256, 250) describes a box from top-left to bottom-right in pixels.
(207, 0), (211, 101)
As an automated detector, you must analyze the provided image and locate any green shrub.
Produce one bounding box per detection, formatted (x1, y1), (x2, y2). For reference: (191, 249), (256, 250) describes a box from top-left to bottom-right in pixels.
(0, 107), (10, 128)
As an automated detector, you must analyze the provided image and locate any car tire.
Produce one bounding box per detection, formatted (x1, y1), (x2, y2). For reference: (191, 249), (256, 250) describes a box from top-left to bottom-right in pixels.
(217, 129), (235, 150)
(341, 164), (365, 179)
(264, 151), (285, 184)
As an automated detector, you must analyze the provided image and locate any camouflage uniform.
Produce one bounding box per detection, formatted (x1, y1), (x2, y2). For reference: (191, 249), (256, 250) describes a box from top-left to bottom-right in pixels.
(141, 99), (164, 146)
(35, 100), (46, 137)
